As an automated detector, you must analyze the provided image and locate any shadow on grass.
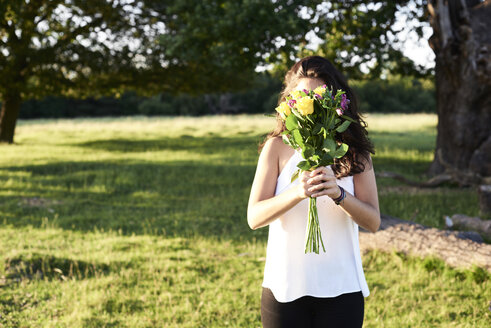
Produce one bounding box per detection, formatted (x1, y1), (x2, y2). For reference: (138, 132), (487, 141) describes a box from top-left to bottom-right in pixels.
(70, 134), (265, 154)
(81, 317), (121, 328)
(3, 252), (130, 283)
(0, 159), (266, 241)
(71, 130), (433, 155)
(0, 131), (441, 241)
(372, 156), (433, 180)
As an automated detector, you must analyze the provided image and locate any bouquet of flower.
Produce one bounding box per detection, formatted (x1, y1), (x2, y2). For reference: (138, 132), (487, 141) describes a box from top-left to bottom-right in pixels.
(275, 85), (355, 254)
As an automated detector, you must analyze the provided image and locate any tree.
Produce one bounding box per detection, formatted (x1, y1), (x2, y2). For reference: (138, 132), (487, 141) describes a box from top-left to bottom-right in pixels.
(269, 1), (434, 80)
(0, 0), (157, 143)
(287, 0), (490, 188)
(427, 0), (491, 183)
(0, 0), (318, 143)
(152, 0), (322, 93)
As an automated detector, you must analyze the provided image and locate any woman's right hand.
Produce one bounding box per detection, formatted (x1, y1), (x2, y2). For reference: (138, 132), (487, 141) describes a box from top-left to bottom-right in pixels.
(296, 170), (316, 199)
(296, 167), (341, 200)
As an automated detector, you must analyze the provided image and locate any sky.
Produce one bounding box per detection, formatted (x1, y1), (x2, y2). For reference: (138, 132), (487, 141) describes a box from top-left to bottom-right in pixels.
(399, 28), (435, 69)
(302, 5), (436, 74)
(391, 7), (436, 70)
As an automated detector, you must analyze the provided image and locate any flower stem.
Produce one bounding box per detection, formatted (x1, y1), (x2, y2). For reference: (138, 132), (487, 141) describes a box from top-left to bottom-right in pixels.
(305, 197), (326, 254)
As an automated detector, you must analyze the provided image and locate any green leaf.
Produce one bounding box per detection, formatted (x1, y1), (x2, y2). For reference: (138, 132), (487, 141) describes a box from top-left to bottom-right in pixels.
(328, 117), (336, 129)
(310, 154), (321, 163)
(312, 123), (323, 135)
(304, 145), (314, 158)
(304, 114), (315, 125)
(341, 115), (356, 123)
(333, 143), (349, 158)
(297, 160), (311, 171)
(321, 152), (334, 165)
(285, 114), (298, 130)
(291, 108), (305, 122)
(292, 129), (304, 148)
(300, 127), (311, 137)
(290, 169), (300, 183)
(322, 127), (327, 139)
(336, 120), (351, 133)
(322, 138), (337, 152)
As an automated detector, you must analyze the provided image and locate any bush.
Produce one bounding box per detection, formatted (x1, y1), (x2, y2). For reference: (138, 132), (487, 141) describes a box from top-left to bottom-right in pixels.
(13, 74), (435, 118)
(351, 76), (436, 113)
(138, 96), (177, 116)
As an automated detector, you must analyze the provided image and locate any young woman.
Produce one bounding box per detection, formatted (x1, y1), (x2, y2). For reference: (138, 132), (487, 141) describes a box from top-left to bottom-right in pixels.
(247, 56), (380, 328)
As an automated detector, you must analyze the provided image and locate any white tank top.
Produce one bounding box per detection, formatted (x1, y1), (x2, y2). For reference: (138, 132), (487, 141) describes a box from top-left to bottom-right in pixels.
(262, 149), (370, 302)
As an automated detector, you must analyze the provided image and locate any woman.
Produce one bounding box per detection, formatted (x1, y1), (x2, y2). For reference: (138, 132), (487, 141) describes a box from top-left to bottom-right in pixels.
(247, 56), (380, 328)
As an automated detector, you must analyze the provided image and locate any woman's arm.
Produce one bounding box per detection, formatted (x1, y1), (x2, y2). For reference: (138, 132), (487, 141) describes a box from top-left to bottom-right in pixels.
(247, 137), (380, 232)
(247, 137), (319, 230)
(307, 156), (381, 233)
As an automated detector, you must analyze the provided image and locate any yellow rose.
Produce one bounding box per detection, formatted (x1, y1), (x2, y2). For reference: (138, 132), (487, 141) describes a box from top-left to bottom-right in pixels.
(275, 101), (291, 116)
(296, 97), (314, 115)
(313, 86), (326, 96)
(290, 90), (303, 100)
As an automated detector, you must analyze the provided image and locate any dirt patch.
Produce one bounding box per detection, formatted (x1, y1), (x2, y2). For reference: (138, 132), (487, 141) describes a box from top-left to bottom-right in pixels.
(359, 214), (491, 271)
(18, 197), (62, 208)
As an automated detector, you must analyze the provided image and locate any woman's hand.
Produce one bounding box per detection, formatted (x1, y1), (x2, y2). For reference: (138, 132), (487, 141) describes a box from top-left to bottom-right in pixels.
(296, 166), (341, 199)
(295, 157), (381, 233)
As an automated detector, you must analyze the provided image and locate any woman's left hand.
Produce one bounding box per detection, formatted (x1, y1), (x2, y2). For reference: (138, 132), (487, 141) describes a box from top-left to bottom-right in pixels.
(306, 166), (341, 199)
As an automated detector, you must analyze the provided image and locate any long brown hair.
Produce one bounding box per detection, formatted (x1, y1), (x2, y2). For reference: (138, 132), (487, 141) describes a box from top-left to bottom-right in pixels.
(259, 56), (375, 178)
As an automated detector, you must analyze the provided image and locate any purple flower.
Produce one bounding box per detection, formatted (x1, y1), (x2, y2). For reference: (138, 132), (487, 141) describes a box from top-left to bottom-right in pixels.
(288, 99), (297, 107)
(314, 94), (323, 100)
(336, 108), (344, 116)
(340, 94), (350, 110)
(302, 89), (309, 95)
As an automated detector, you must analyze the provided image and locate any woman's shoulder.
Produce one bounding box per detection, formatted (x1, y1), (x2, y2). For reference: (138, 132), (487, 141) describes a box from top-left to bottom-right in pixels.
(260, 136), (294, 170)
(264, 135), (284, 147)
(261, 136), (287, 156)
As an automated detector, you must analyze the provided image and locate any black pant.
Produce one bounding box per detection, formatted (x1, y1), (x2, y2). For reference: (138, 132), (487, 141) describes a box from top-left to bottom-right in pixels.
(261, 287), (364, 328)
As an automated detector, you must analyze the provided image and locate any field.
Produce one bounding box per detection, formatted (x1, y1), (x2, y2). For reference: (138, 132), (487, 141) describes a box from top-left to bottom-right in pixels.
(0, 114), (489, 327)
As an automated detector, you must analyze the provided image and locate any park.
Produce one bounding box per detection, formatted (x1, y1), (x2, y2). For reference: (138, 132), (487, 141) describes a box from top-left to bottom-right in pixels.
(0, 1), (490, 327)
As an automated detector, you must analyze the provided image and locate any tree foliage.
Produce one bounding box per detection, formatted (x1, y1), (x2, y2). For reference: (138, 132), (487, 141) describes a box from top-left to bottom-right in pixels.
(0, 0), (162, 99)
(270, 0), (433, 79)
(153, 0), (318, 93)
(1, 0), (435, 143)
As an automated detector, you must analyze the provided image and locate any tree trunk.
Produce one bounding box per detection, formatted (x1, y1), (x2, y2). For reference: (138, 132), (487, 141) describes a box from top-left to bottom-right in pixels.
(427, 0), (491, 178)
(0, 91), (22, 144)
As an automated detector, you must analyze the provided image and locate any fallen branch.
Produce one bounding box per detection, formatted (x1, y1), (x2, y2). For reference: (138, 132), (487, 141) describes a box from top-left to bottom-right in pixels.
(445, 214), (491, 240)
(376, 149), (491, 188)
(375, 171), (453, 188)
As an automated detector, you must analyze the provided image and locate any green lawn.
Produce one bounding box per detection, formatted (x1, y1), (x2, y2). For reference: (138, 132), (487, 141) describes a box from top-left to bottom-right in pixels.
(0, 114), (489, 327)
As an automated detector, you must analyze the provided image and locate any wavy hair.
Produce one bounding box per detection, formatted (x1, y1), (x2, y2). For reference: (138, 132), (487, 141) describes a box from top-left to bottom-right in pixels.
(259, 56), (375, 178)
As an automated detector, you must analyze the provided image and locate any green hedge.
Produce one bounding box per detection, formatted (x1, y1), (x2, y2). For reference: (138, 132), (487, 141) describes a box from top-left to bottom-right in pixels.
(13, 74), (435, 119)
(351, 76), (436, 113)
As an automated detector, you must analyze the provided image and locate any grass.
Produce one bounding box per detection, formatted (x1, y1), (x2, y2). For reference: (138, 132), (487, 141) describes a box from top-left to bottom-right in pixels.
(0, 113), (489, 327)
